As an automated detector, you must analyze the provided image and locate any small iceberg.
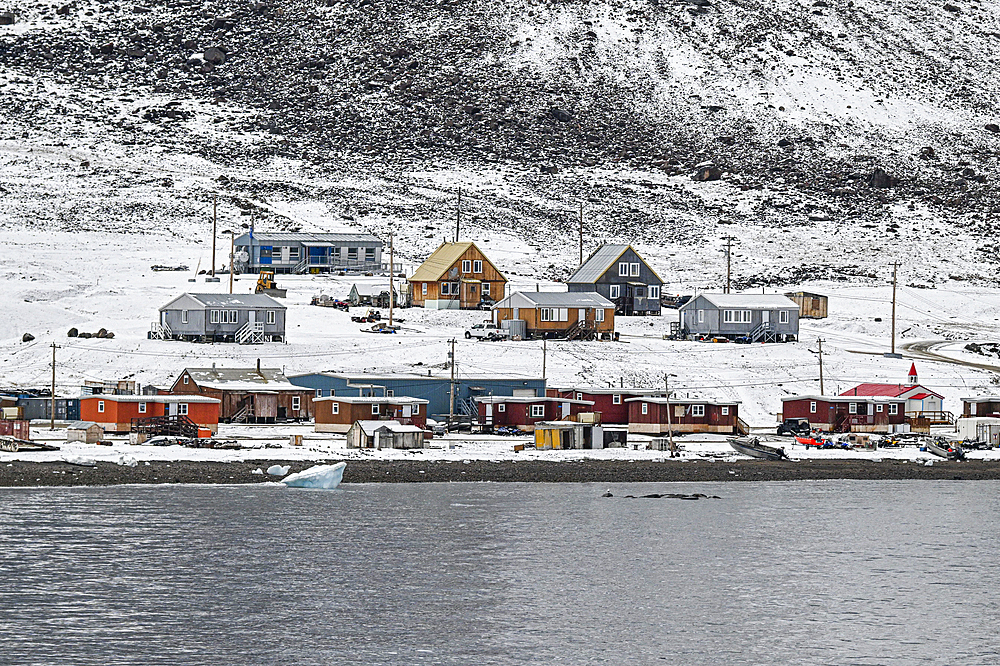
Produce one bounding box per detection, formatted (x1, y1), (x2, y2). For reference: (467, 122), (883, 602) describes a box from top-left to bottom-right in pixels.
(267, 464), (290, 476)
(281, 462), (346, 490)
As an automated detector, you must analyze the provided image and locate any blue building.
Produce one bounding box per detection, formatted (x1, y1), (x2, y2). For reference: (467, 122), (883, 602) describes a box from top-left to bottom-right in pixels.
(287, 373), (547, 419)
(16, 396), (80, 421)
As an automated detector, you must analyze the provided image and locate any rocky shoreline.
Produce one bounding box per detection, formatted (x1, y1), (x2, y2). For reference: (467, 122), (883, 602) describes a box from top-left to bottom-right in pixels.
(2, 458), (1000, 487)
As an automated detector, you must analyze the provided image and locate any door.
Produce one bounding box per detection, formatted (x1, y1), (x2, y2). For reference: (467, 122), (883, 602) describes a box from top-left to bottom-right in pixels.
(167, 403), (177, 416)
(578, 308), (585, 322)
(402, 405), (412, 418)
(562, 402), (570, 418)
(248, 310), (256, 324)
(762, 310), (770, 324)
(161, 311), (168, 325)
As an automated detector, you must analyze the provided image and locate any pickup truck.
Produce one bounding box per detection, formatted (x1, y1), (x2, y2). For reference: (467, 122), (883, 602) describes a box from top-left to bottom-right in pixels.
(776, 418), (811, 437)
(464, 322), (507, 341)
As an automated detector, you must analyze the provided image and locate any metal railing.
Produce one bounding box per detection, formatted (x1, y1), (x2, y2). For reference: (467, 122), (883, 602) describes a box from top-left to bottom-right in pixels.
(149, 321), (172, 340)
(235, 321), (264, 345)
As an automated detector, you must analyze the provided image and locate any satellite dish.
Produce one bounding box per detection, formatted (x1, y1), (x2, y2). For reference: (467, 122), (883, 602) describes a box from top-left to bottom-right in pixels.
(236, 251), (250, 262)
(449, 267), (459, 278)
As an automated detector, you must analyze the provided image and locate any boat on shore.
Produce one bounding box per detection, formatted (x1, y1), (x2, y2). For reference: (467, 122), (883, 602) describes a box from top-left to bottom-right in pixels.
(924, 438), (965, 461)
(728, 436), (789, 461)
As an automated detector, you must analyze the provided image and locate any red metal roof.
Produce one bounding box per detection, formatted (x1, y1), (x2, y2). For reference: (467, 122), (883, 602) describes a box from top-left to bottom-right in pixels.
(841, 383), (911, 397)
(909, 392), (931, 400)
(909, 363), (918, 376)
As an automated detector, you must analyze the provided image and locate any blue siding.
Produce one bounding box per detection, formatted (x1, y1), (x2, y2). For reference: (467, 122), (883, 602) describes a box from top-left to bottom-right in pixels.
(290, 374), (546, 418)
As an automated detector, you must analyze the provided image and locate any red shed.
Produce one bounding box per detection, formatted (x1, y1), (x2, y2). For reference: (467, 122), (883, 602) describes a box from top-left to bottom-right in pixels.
(781, 395), (907, 433)
(626, 397), (741, 435)
(79, 395), (221, 434)
(547, 387), (662, 424)
(476, 396), (595, 431)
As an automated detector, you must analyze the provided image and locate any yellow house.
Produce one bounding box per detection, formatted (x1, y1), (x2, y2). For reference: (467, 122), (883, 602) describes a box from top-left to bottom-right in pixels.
(408, 242), (507, 309)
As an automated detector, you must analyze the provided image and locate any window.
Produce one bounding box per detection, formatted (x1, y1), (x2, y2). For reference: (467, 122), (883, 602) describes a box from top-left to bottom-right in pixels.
(348, 247), (358, 260)
(441, 282), (451, 295)
(649, 286), (660, 300)
(229, 310), (237, 324)
(692, 405), (705, 417)
(849, 403), (858, 415)
(876, 404), (884, 413)
(810, 401), (817, 414)
(498, 403), (506, 413)
(530, 405), (544, 418)
(316, 389), (323, 397)
(138, 402), (147, 414)
(609, 285), (620, 299)
(365, 248), (375, 261)
(612, 394), (621, 405)
(292, 396), (300, 411)
(259, 246), (272, 259)
(413, 404), (419, 414)
(386, 390), (394, 397)
(331, 402), (339, 415)
(619, 262), (629, 277)
(178, 403), (188, 415)
(183, 376), (190, 385)
(473, 260), (482, 273)
(723, 310), (751, 324)
(181, 310), (188, 324)
(721, 406), (729, 416)
(288, 246), (300, 260)
(559, 308), (569, 322)
(630, 263), (640, 277)
(210, 310), (219, 324)
(372, 404), (380, 415)
(540, 308), (552, 322)
(482, 282), (490, 295)
(698, 309), (705, 323)
(779, 310), (789, 324)
(641, 402), (648, 415)
(462, 260), (472, 273)
(422, 283), (428, 296)
(889, 404), (898, 415)
(98, 400), (105, 413)
(595, 308), (605, 322)
(576, 393), (584, 401)
(266, 310), (276, 325)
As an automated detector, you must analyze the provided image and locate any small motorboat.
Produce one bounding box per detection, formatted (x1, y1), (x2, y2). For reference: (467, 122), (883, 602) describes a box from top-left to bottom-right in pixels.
(728, 436), (789, 461)
(924, 438), (965, 461)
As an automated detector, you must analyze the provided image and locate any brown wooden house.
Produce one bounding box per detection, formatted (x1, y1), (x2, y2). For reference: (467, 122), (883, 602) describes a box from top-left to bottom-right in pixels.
(780, 395), (908, 433)
(408, 241), (507, 309)
(961, 396), (1000, 418)
(626, 397), (742, 435)
(313, 396), (429, 433)
(475, 395), (595, 431)
(492, 291), (616, 339)
(169, 365), (314, 423)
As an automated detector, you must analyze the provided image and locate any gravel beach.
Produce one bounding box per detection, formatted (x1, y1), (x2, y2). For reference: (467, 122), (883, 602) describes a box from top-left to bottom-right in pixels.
(2, 459), (999, 487)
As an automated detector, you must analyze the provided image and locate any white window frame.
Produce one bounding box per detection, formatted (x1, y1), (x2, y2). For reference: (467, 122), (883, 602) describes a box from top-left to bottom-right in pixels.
(441, 282), (450, 296)
(178, 403), (188, 416)
(595, 308), (605, 322)
(266, 310), (276, 325)
(540, 308), (552, 322)
(138, 402), (147, 414)
(721, 406), (729, 416)
(315, 389), (323, 397)
(462, 260), (472, 273)
(612, 394), (621, 405)
(498, 403), (506, 413)
(530, 404), (545, 418)
(292, 396), (300, 411)
(482, 282), (490, 295)
(779, 310), (789, 324)
(229, 309), (237, 324)
(641, 402), (648, 415)
(210, 310), (219, 324)
(181, 310), (188, 324)
(723, 310), (735, 324)
(876, 404), (884, 413)
(98, 400), (105, 413)
(692, 405), (705, 417)
(619, 262), (629, 277)
(559, 308), (569, 322)
(889, 403), (898, 415)
(331, 402), (339, 415)
(810, 401), (817, 414)
(183, 376), (189, 385)
(413, 404), (420, 414)
(372, 404), (380, 415)
(849, 403), (858, 415)
(649, 286), (660, 300)
(698, 309), (705, 323)
(473, 260), (482, 273)
(609, 285), (620, 299)
(630, 263), (640, 277)
(386, 390), (394, 397)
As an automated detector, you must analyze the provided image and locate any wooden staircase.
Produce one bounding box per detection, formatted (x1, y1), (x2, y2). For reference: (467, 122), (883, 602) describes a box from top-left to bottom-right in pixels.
(131, 415), (199, 438)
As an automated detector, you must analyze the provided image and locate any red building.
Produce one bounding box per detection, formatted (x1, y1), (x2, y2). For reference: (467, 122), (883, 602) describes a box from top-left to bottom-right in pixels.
(79, 395), (221, 434)
(625, 397), (741, 435)
(475, 396), (595, 431)
(169, 366), (315, 423)
(839, 364), (944, 417)
(780, 395), (907, 433)
(546, 387), (662, 424)
(313, 396), (429, 433)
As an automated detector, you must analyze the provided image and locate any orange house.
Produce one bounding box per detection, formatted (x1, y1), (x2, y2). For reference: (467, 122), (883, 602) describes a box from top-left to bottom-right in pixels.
(408, 241), (507, 309)
(79, 395), (221, 434)
(492, 291), (615, 339)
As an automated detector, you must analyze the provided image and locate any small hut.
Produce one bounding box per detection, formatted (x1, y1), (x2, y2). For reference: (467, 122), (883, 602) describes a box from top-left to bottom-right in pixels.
(66, 421), (104, 444)
(346, 420), (425, 449)
(784, 291), (828, 319)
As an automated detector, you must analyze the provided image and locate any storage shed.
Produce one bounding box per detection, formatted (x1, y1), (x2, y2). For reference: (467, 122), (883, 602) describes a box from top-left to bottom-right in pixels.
(533, 421), (604, 450)
(784, 291), (828, 319)
(347, 420), (425, 449)
(66, 421), (104, 444)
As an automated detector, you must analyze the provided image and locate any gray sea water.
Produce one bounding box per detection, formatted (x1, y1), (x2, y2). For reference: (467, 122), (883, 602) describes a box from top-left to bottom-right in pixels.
(2, 480), (999, 665)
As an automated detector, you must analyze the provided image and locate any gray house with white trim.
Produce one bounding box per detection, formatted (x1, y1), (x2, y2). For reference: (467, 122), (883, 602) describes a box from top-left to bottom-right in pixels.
(153, 293), (286, 344)
(679, 294), (799, 342)
(233, 232), (383, 274)
(567, 245), (663, 315)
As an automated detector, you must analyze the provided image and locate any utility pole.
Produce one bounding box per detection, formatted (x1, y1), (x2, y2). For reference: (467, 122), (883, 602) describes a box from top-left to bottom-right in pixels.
(542, 338), (547, 380)
(817, 338), (825, 396)
(722, 235), (736, 294)
(455, 188), (461, 243)
(578, 202), (584, 266)
(448, 338), (456, 427)
(664, 374), (677, 457)
(388, 232), (394, 328)
(50, 342), (58, 430)
(890, 261), (900, 355)
(211, 194), (217, 277)
(229, 232), (235, 294)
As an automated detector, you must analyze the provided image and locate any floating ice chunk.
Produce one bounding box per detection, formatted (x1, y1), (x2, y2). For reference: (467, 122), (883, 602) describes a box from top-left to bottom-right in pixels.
(251, 468), (264, 475)
(281, 463), (346, 490)
(267, 464), (290, 476)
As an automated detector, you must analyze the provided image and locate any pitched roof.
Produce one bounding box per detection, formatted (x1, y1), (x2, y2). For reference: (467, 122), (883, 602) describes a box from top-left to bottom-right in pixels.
(179, 367), (303, 392)
(839, 383), (943, 399)
(233, 232), (381, 244)
(160, 293), (286, 310)
(352, 420), (425, 435)
(493, 291), (615, 309)
(68, 421), (100, 429)
(567, 244), (663, 284)
(681, 293), (799, 310)
(407, 242), (505, 282)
